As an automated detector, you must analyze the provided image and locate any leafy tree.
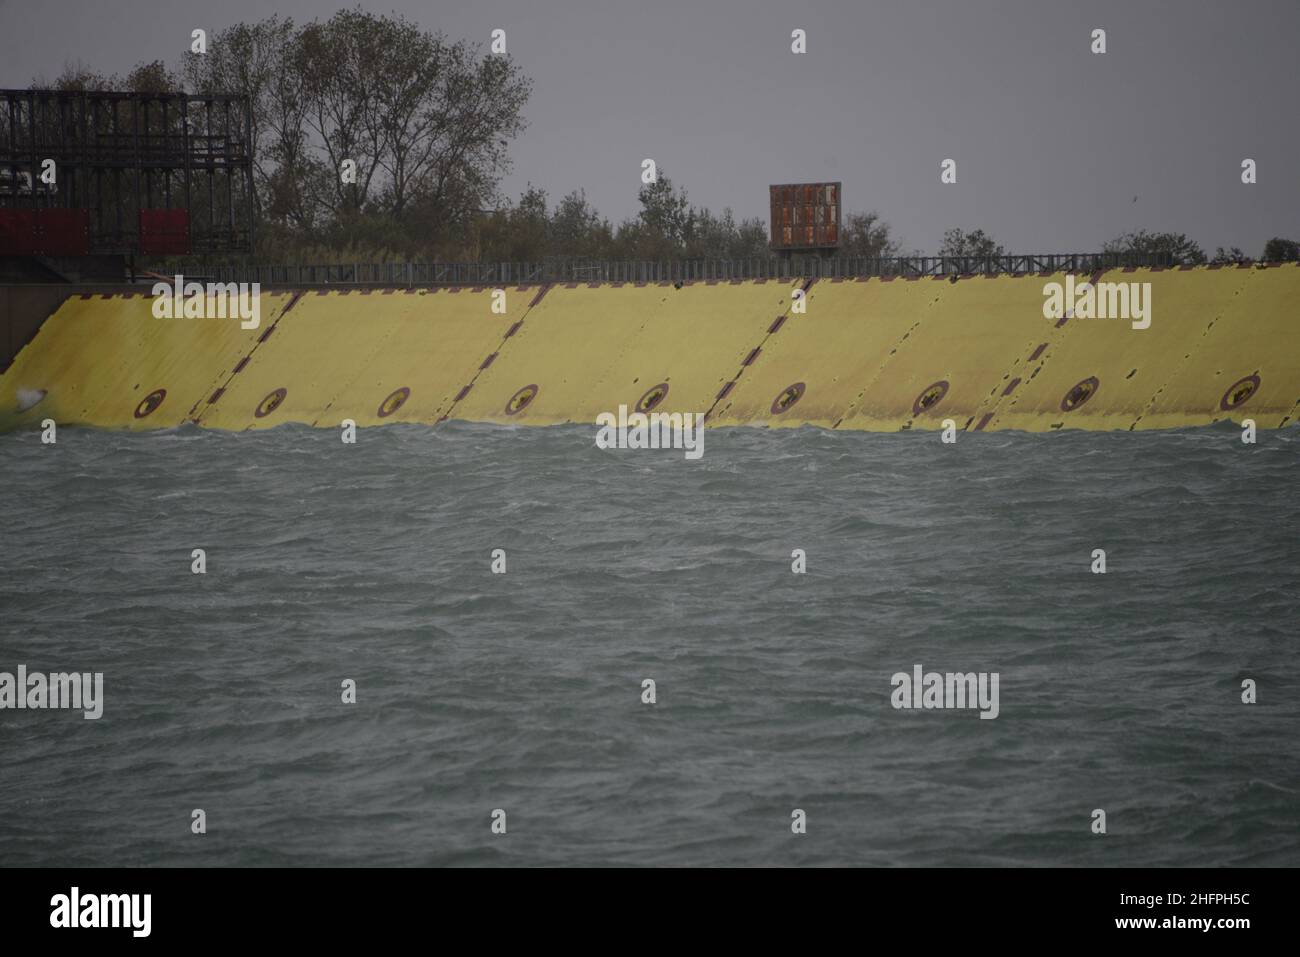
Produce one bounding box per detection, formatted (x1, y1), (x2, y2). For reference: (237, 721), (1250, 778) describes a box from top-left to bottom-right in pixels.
(731, 217), (770, 258)
(841, 211), (901, 258)
(548, 190), (613, 259)
(939, 228), (1004, 258)
(635, 171), (691, 258)
(1103, 229), (1206, 264)
(475, 185), (548, 261)
(122, 61), (181, 93)
(684, 207), (749, 259)
(1211, 246), (1247, 264)
(1261, 237), (1299, 262)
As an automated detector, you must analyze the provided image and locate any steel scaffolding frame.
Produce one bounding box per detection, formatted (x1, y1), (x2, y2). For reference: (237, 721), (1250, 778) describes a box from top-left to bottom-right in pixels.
(0, 89), (254, 256)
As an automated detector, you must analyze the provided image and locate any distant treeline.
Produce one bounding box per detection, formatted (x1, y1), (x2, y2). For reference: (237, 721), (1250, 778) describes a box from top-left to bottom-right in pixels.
(28, 8), (1299, 265)
(936, 228), (1300, 265)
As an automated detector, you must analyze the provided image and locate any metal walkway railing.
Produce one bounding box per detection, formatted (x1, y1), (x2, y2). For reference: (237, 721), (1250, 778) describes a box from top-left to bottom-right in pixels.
(150, 252), (1186, 285)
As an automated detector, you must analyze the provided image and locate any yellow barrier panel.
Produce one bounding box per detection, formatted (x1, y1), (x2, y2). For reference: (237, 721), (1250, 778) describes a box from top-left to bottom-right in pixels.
(709, 277), (944, 428)
(0, 291), (290, 432)
(450, 281), (791, 424)
(988, 267), (1256, 431)
(841, 274), (1052, 431)
(1136, 264), (1300, 430)
(193, 288), (532, 430)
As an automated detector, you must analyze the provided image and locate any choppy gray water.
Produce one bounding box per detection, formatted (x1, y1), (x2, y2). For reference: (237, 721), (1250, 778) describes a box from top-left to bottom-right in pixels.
(1, 422), (1297, 867)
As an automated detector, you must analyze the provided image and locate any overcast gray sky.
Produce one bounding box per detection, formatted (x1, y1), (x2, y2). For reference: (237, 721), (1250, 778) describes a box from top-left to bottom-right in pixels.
(2, 0), (1296, 255)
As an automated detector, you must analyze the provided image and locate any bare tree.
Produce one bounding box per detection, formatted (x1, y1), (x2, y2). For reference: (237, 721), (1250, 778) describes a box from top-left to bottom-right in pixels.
(182, 11), (530, 254)
(183, 17), (309, 226)
(411, 44), (531, 238)
(296, 11), (375, 219)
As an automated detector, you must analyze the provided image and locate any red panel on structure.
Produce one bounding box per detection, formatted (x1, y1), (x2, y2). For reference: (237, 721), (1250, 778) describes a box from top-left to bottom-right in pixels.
(0, 209), (90, 255)
(139, 209), (191, 256)
(35, 209), (91, 255)
(0, 210), (38, 255)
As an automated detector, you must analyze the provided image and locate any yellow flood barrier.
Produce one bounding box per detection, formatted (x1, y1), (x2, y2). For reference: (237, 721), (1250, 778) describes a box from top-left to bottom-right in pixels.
(708, 276), (946, 428)
(0, 291), (292, 432)
(449, 280), (794, 424)
(987, 266), (1257, 432)
(191, 287), (532, 430)
(1133, 264), (1300, 431)
(0, 266), (1296, 433)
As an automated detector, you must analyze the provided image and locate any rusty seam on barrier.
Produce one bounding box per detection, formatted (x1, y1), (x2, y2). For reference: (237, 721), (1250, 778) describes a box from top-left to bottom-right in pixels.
(980, 270), (1102, 429)
(186, 290), (305, 423)
(438, 283), (553, 424)
(834, 294), (937, 428)
(1131, 266), (1256, 429)
(705, 277), (816, 420)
